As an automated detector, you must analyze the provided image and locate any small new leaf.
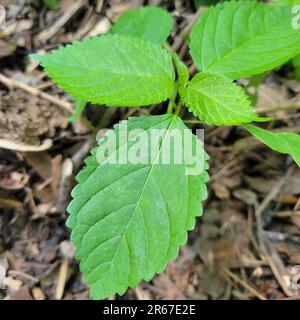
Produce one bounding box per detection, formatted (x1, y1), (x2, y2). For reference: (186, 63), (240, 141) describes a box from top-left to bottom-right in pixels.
(67, 114), (209, 299)
(190, 1), (300, 79)
(179, 72), (271, 126)
(31, 34), (175, 107)
(172, 53), (189, 87)
(109, 7), (173, 45)
(243, 124), (300, 167)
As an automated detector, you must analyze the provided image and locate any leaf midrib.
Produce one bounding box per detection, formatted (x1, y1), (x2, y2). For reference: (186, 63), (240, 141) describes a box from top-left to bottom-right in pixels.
(47, 64), (173, 82)
(188, 85), (254, 121)
(102, 115), (178, 280)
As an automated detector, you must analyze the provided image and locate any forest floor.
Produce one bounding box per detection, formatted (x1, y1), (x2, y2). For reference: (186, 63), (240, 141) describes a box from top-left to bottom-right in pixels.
(0, 0), (300, 300)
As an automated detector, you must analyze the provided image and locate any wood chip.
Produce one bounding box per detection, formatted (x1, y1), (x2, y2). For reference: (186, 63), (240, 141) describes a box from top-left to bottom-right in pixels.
(32, 287), (46, 300)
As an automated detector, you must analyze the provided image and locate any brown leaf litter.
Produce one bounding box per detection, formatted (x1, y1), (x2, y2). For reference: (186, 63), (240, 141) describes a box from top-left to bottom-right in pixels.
(0, 0), (300, 301)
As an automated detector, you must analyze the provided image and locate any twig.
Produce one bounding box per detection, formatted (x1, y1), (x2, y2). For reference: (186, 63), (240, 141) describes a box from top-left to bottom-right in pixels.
(254, 103), (300, 113)
(71, 136), (95, 171)
(55, 258), (69, 300)
(96, 0), (104, 13)
(294, 198), (300, 211)
(172, 7), (206, 51)
(8, 270), (39, 284)
(255, 167), (297, 297)
(35, 0), (86, 43)
(0, 138), (53, 152)
(272, 210), (300, 218)
(267, 231), (300, 245)
(209, 154), (244, 182)
(222, 268), (267, 300)
(56, 159), (73, 213)
(255, 168), (293, 224)
(0, 73), (73, 113)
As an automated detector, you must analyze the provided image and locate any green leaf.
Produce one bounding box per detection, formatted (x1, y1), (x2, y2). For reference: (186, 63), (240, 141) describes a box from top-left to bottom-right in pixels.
(292, 54), (300, 80)
(190, 1), (300, 79)
(194, 0), (220, 8)
(278, 0), (300, 80)
(243, 124), (300, 167)
(179, 72), (271, 126)
(30, 34), (175, 107)
(173, 53), (189, 87)
(43, 0), (59, 9)
(67, 114), (209, 299)
(109, 7), (173, 45)
(68, 100), (86, 123)
(274, 0), (300, 6)
(163, 44), (189, 86)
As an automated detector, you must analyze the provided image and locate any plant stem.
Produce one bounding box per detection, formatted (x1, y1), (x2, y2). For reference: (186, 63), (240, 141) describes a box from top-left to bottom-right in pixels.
(164, 42), (186, 116)
(175, 101), (183, 116)
(68, 100), (86, 123)
(183, 119), (203, 124)
(163, 42), (173, 54)
(164, 42), (180, 115)
(167, 84), (178, 114)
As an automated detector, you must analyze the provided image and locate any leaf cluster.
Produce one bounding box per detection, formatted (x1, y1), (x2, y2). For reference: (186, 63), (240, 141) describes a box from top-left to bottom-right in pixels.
(31, 2), (300, 299)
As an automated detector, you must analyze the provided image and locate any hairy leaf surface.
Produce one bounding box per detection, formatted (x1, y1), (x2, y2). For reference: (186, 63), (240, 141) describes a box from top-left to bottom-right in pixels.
(109, 7), (173, 45)
(31, 34), (175, 106)
(179, 72), (271, 126)
(190, 1), (300, 79)
(67, 115), (209, 299)
(243, 124), (300, 167)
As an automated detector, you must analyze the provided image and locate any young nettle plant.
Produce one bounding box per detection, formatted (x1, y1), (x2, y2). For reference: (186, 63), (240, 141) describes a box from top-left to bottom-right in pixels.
(31, 1), (300, 299)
